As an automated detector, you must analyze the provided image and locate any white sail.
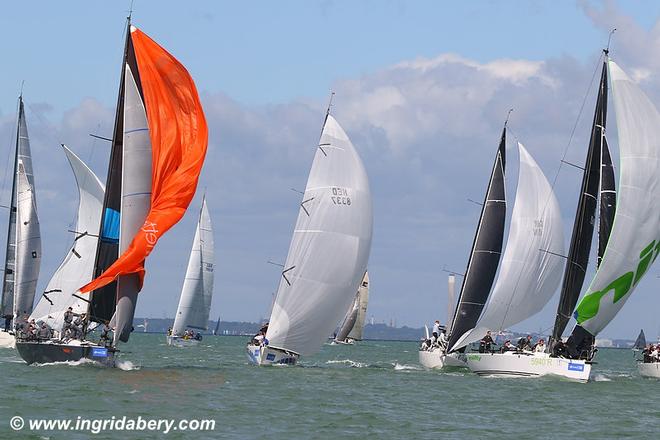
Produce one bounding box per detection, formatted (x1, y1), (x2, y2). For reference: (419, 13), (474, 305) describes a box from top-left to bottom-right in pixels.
(172, 198), (214, 334)
(266, 114), (373, 356)
(452, 143), (564, 350)
(30, 145), (104, 330)
(111, 63), (153, 344)
(446, 274), (456, 329)
(347, 271), (369, 340)
(13, 161), (41, 321)
(573, 59), (660, 334)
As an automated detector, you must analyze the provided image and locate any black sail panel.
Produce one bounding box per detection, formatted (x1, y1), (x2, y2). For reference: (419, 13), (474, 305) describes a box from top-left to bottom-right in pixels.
(598, 136), (616, 267)
(552, 61), (608, 342)
(88, 26), (141, 324)
(447, 128), (506, 351)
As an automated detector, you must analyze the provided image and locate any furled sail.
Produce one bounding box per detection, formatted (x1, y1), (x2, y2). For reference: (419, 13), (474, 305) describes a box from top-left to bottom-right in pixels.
(452, 143), (565, 350)
(81, 24), (208, 345)
(347, 271), (369, 341)
(172, 198), (214, 335)
(572, 59), (660, 336)
(1, 97), (36, 321)
(551, 61), (608, 342)
(13, 161), (41, 321)
(446, 128), (506, 352)
(30, 145), (104, 331)
(265, 114), (373, 356)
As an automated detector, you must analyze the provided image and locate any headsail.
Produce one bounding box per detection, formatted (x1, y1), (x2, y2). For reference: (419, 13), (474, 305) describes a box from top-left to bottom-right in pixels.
(265, 114), (373, 356)
(1, 97), (36, 321)
(446, 128), (506, 352)
(598, 136), (616, 267)
(13, 161), (41, 322)
(551, 60), (608, 342)
(572, 59), (660, 338)
(446, 274), (456, 331)
(452, 143), (565, 350)
(30, 145), (104, 331)
(172, 198), (215, 335)
(81, 23), (208, 345)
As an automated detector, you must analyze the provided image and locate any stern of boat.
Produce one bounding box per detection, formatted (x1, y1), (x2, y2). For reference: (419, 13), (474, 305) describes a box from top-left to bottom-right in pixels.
(638, 362), (660, 378)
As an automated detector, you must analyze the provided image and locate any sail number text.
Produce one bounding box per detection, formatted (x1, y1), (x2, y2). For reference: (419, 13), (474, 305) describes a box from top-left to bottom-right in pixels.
(331, 187), (351, 206)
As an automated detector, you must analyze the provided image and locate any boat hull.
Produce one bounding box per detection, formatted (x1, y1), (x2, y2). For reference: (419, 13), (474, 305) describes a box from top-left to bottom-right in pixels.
(0, 331), (15, 348)
(466, 352), (591, 382)
(167, 335), (200, 347)
(15, 340), (115, 367)
(246, 344), (299, 366)
(332, 338), (355, 345)
(638, 362), (660, 378)
(419, 349), (467, 369)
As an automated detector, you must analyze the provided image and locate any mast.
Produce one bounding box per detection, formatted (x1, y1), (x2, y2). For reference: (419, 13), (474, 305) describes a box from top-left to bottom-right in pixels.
(446, 125), (506, 352)
(551, 54), (608, 343)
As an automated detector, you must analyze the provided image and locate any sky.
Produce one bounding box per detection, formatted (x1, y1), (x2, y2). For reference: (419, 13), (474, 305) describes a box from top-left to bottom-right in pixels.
(1, 0), (660, 339)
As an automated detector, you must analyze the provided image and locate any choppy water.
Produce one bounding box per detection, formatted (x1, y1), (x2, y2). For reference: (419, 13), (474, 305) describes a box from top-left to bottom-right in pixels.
(0, 334), (658, 439)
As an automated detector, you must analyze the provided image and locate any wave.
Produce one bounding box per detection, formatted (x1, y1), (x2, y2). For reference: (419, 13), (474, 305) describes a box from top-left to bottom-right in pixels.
(326, 359), (369, 368)
(593, 374), (612, 382)
(393, 363), (422, 371)
(32, 358), (97, 367)
(116, 360), (140, 371)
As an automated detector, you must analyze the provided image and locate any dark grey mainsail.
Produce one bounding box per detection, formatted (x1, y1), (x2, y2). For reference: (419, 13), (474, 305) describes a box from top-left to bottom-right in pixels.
(598, 137), (616, 267)
(551, 60), (609, 344)
(446, 127), (506, 352)
(634, 329), (647, 350)
(1, 96), (36, 323)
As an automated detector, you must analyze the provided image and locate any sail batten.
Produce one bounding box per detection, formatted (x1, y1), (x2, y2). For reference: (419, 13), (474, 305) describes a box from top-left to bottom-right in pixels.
(447, 128), (506, 352)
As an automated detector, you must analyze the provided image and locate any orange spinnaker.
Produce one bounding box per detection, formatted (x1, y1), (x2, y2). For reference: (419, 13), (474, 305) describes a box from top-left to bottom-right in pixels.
(80, 26), (208, 293)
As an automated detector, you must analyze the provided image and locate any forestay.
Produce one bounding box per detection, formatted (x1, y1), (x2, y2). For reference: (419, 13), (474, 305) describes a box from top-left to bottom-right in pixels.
(453, 143), (564, 349)
(172, 198), (214, 334)
(266, 115), (373, 356)
(574, 60), (660, 334)
(30, 146), (104, 330)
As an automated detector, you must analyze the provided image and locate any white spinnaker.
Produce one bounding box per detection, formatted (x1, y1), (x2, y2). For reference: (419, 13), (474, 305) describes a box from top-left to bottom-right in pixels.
(575, 60), (660, 335)
(172, 198), (214, 334)
(451, 143), (564, 350)
(30, 146), (104, 330)
(347, 271), (369, 340)
(13, 161), (41, 320)
(266, 115), (373, 356)
(111, 63), (152, 344)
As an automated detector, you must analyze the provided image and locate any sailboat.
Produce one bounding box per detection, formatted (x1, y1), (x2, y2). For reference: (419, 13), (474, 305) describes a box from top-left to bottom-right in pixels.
(15, 18), (208, 365)
(637, 330), (660, 378)
(167, 197), (214, 347)
(0, 95), (40, 350)
(452, 142), (569, 378)
(333, 271), (369, 345)
(419, 125), (507, 369)
(213, 315), (221, 335)
(246, 104), (373, 366)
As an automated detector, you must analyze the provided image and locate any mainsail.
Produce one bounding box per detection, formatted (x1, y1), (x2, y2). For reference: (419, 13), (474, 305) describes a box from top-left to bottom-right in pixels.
(172, 197), (215, 335)
(551, 60), (610, 342)
(452, 143), (565, 350)
(265, 114), (373, 356)
(1, 96), (36, 322)
(80, 23), (208, 346)
(446, 128), (506, 352)
(634, 329), (647, 350)
(12, 161), (41, 321)
(570, 59), (660, 346)
(347, 272), (369, 341)
(30, 145), (104, 331)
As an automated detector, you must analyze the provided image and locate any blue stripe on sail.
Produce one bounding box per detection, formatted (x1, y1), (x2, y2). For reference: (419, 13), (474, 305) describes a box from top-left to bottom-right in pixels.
(101, 208), (120, 243)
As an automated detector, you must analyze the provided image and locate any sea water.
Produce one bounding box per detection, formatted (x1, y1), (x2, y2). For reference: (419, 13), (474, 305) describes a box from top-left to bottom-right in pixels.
(0, 334), (657, 439)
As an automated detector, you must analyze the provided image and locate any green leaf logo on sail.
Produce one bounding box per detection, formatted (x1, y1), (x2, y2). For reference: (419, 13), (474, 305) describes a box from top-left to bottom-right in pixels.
(575, 239), (660, 324)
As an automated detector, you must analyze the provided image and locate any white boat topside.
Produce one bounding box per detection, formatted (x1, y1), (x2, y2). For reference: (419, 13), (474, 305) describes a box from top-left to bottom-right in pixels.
(466, 351), (591, 382)
(638, 362), (660, 378)
(418, 349), (467, 369)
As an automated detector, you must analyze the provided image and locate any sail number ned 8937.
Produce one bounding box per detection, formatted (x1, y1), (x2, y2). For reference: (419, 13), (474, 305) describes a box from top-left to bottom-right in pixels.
(331, 187), (351, 206)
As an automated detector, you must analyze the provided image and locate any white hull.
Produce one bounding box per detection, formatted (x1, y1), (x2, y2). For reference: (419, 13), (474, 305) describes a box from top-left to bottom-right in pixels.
(246, 344), (299, 366)
(0, 331), (15, 348)
(638, 362), (660, 378)
(332, 338), (355, 345)
(166, 335), (200, 347)
(418, 349), (467, 369)
(466, 352), (591, 382)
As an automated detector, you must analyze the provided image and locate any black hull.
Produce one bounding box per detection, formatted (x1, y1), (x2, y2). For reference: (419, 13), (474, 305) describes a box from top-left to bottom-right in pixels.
(15, 341), (115, 367)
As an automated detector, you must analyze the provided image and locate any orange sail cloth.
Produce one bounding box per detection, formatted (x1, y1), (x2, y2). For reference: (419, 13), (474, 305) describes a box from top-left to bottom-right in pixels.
(80, 26), (208, 293)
